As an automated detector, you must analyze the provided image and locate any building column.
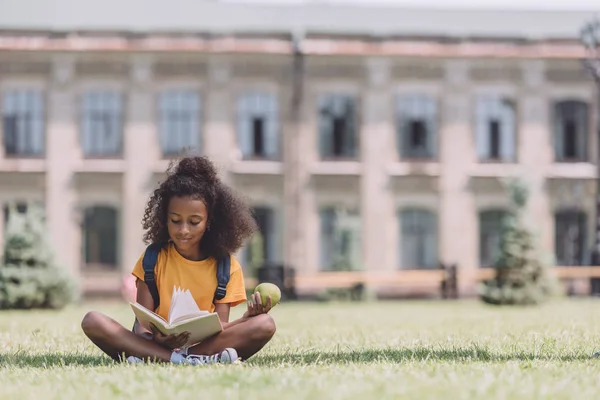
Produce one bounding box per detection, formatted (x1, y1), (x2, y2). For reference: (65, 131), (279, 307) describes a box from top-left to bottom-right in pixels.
(46, 55), (79, 277)
(361, 58), (394, 272)
(0, 103), (4, 250)
(122, 55), (157, 273)
(519, 61), (553, 254)
(283, 51), (311, 274)
(0, 202), (4, 256)
(439, 60), (478, 295)
(205, 57), (235, 181)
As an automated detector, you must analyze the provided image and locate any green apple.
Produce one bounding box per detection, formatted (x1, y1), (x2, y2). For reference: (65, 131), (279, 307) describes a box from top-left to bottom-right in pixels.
(254, 282), (281, 307)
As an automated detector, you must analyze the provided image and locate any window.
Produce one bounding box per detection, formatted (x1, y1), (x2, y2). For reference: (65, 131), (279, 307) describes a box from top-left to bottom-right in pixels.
(397, 95), (437, 159)
(243, 207), (276, 270)
(159, 90), (201, 157)
(555, 210), (587, 266)
(2, 90), (45, 156)
(3, 202), (30, 227)
(319, 207), (362, 271)
(81, 91), (123, 157)
(400, 209), (438, 269)
(489, 119), (501, 159)
(476, 97), (516, 162)
(554, 101), (588, 162)
(252, 118), (265, 156)
(479, 210), (508, 267)
(237, 92), (279, 160)
(318, 94), (358, 159)
(82, 206), (118, 269)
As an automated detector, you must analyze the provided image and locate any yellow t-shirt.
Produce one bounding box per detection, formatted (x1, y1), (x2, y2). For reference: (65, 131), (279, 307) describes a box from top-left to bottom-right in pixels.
(131, 243), (247, 321)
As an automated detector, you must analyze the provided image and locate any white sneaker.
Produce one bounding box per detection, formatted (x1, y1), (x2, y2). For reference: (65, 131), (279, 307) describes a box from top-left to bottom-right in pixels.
(126, 356), (144, 364)
(184, 348), (239, 365)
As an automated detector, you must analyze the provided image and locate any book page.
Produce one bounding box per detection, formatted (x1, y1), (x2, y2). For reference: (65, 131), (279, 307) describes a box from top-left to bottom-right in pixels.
(131, 300), (222, 346)
(172, 313), (223, 347)
(130, 302), (169, 333)
(168, 286), (209, 325)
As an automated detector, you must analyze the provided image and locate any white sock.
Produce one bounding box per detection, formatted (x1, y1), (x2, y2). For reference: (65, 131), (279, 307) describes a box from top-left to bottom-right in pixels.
(170, 351), (186, 364)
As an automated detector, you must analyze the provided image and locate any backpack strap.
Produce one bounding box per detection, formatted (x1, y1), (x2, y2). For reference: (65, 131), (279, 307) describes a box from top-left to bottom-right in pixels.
(142, 243), (162, 310)
(213, 255), (231, 302)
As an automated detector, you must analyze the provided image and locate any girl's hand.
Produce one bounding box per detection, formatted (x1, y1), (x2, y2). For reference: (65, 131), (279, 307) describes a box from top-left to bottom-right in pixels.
(243, 292), (273, 318)
(149, 324), (190, 350)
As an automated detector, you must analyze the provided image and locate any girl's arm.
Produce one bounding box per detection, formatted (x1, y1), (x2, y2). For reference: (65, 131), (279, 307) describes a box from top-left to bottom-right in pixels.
(214, 292), (273, 330)
(215, 303), (253, 330)
(215, 303), (244, 330)
(133, 279), (156, 339)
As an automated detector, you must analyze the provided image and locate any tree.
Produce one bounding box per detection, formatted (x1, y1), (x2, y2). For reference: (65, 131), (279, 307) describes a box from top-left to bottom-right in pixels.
(0, 202), (78, 309)
(479, 178), (557, 306)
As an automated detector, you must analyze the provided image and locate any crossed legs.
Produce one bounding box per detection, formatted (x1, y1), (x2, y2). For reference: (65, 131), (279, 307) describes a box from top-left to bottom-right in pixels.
(81, 311), (276, 363)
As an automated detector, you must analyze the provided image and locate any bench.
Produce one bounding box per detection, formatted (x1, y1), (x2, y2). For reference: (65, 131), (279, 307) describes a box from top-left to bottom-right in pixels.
(290, 270), (446, 299)
(287, 266), (600, 299)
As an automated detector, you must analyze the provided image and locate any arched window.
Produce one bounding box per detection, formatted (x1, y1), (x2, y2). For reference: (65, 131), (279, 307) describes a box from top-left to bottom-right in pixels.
(399, 209), (438, 269)
(241, 206), (277, 271)
(319, 206), (361, 271)
(82, 206), (118, 269)
(555, 209), (588, 266)
(479, 209), (508, 267)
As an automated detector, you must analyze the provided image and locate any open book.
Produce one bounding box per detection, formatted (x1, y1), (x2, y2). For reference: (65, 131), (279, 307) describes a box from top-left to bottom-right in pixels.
(130, 286), (223, 348)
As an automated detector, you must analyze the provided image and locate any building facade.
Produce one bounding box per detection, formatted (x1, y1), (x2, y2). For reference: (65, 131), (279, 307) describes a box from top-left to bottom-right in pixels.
(0, 4), (598, 297)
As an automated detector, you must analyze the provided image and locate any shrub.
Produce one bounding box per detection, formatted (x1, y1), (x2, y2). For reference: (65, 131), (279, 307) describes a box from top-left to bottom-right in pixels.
(479, 178), (557, 306)
(0, 203), (78, 309)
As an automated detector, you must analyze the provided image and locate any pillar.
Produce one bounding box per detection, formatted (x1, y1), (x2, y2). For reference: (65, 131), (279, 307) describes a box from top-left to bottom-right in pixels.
(519, 60), (553, 254)
(0, 202), (4, 255)
(0, 104), (4, 251)
(122, 55), (157, 272)
(439, 60), (478, 295)
(46, 55), (79, 277)
(361, 58), (394, 272)
(205, 57), (235, 181)
(283, 51), (311, 273)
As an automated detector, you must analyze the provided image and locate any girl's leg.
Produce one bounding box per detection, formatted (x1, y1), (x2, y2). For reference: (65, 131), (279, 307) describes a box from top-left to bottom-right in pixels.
(81, 311), (173, 362)
(188, 314), (276, 360)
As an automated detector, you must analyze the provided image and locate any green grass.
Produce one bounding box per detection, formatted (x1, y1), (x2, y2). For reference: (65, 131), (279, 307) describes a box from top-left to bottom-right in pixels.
(2, 298), (600, 399)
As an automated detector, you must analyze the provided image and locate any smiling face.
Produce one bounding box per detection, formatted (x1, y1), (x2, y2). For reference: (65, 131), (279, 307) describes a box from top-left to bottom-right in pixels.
(166, 195), (209, 260)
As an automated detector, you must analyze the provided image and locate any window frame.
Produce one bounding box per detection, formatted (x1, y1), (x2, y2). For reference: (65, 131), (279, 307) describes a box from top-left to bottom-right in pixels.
(80, 90), (124, 158)
(2, 89), (46, 158)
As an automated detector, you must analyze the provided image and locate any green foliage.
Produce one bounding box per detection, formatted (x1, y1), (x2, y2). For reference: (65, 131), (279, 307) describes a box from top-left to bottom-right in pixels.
(331, 208), (362, 272)
(479, 178), (557, 306)
(248, 230), (265, 278)
(0, 202), (78, 309)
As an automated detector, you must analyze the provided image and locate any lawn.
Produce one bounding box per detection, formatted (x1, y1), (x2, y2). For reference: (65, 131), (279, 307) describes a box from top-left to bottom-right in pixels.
(2, 298), (600, 399)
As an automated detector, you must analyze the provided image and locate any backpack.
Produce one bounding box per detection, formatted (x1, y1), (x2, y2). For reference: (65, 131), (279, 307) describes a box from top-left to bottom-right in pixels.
(140, 242), (231, 311)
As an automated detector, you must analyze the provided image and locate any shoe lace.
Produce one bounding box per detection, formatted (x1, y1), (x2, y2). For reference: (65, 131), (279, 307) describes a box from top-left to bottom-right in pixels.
(185, 353), (220, 365)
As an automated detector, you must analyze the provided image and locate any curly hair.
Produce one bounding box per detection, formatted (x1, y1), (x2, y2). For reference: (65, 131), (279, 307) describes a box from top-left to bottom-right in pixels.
(141, 156), (258, 260)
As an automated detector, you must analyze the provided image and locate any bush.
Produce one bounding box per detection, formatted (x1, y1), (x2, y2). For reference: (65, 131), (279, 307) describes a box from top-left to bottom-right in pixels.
(0, 203), (78, 309)
(479, 178), (557, 306)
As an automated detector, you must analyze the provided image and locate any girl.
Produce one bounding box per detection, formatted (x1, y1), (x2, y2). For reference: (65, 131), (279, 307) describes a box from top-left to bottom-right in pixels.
(81, 156), (277, 365)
